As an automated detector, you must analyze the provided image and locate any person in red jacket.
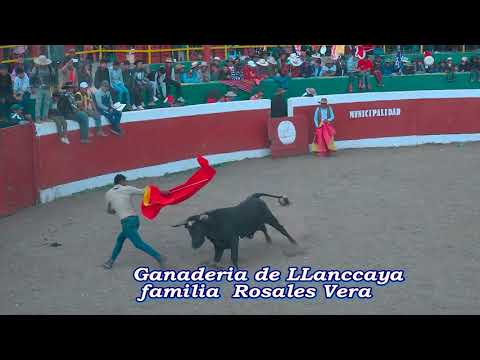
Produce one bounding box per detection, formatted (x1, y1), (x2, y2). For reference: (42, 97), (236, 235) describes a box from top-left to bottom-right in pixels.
(357, 57), (373, 91)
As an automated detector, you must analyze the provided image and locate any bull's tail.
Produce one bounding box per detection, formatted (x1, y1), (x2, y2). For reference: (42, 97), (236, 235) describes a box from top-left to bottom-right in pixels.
(250, 193), (291, 206)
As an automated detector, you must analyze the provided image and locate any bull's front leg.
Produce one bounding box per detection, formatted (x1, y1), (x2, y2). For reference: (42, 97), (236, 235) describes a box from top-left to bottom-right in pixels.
(213, 246), (224, 265)
(230, 237), (239, 268)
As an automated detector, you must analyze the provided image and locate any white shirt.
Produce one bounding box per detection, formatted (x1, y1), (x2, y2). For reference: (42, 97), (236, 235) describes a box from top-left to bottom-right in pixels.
(105, 185), (144, 220)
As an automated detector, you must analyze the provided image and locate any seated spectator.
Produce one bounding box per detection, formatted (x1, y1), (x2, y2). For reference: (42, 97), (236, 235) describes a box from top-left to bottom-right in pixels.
(230, 62), (243, 80)
(271, 87), (288, 118)
(94, 59), (110, 89)
(413, 58), (426, 73)
(312, 58), (322, 77)
(8, 104), (31, 125)
(470, 57), (480, 82)
(59, 59), (78, 89)
(78, 62), (94, 88)
(383, 59), (395, 76)
(181, 62), (201, 83)
(357, 56), (373, 90)
(76, 82), (107, 137)
(164, 59), (184, 103)
(267, 56), (278, 77)
(243, 61), (258, 81)
(335, 56), (346, 76)
(109, 61), (132, 110)
(57, 82), (90, 144)
(219, 90), (237, 102)
(13, 68), (31, 109)
(133, 60), (155, 107)
(121, 61), (138, 109)
(458, 57), (470, 72)
(446, 57), (456, 82)
(320, 58), (337, 77)
(30, 55), (56, 123)
(0, 64), (14, 120)
(94, 80), (123, 135)
(300, 59), (314, 78)
(371, 56), (384, 87)
(198, 62), (210, 82)
(272, 65), (290, 89)
(210, 63), (224, 81)
(152, 66), (167, 100)
(345, 54), (360, 93)
(250, 91), (264, 100)
(255, 59), (270, 79)
(289, 55), (303, 77)
(302, 88), (317, 97)
(438, 60), (448, 74)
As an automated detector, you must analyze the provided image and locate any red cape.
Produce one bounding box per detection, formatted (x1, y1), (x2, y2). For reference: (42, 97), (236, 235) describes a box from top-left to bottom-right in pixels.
(141, 155), (216, 220)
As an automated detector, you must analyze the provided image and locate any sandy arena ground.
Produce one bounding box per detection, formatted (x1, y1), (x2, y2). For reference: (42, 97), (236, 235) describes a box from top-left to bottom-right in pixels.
(1, 143), (480, 314)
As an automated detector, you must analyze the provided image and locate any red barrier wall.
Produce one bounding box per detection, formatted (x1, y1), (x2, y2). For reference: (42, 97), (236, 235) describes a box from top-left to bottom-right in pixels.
(37, 109), (270, 189)
(0, 124), (37, 216)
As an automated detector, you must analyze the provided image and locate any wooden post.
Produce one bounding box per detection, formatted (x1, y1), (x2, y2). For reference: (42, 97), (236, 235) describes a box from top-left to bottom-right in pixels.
(224, 45), (228, 59)
(99, 45), (103, 60)
(383, 45), (386, 54)
(186, 45), (190, 61)
(420, 45), (423, 54)
(148, 45), (152, 64)
(462, 44), (466, 53)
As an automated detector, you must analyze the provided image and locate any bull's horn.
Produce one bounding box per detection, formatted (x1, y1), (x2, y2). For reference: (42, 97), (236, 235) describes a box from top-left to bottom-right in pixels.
(199, 214), (209, 221)
(171, 220), (188, 228)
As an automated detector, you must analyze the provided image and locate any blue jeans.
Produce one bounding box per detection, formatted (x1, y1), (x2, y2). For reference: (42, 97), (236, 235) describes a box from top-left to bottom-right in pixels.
(111, 216), (162, 263)
(111, 82), (131, 106)
(100, 109), (122, 132)
(73, 111), (89, 140)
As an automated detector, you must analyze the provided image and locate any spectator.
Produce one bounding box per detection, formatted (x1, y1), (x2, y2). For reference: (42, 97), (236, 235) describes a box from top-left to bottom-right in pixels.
(320, 58), (337, 77)
(413, 58), (426, 73)
(271, 87), (288, 118)
(76, 81), (107, 137)
(133, 60), (155, 107)
(210, 63), (224, 81)
(267, 56), (278, 77)
(446, 57), (456, 82)
(59, 59), (78, 89)
(250, 90), (264, 100)
(222, 63), (232, 80)
(312, 58), (323, 77)
(94, 59), (110, 89)
(345, 54), (360, 93)
(8, 104), (31, 125)
(153, 66), (167, 100)
(243, 61), (258, 81)
(300, 59), (314, 78)
(357, 56), (373, 90)
(121, 61), (137, 109)
(30, 55), (56, 123)
(302, 88), (317, 97)
(458, 57), (470, 72)
(181, 62), (201, 83)
(255, 59), (270, 79)
(438, 60), (448, 74)
(78, 62), (94, 88)
(13, 68), (31, 109)
(64, 48), (79, 69)
(230, 62), (243, 80)
(57, 82), (90, 144)
(219, 90), (237, 102)
(335, 56), (346, 76)
(289, 55), (303, 77)
(109, 61), (132, 110)
(198, 62), (211, 82)
(470, 57), (480, 82)
(94, 80), (122, 135)
(272, 65), (290, 89)
(206, 88), (222, 103)
(372, 56), (384, 87)
(0, 64), (14, 121)
(164, 58), (185, 103)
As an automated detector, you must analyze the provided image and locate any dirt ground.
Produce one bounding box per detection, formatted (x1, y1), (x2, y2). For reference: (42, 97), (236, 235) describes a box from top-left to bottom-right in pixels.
(1, 143), (480, 315)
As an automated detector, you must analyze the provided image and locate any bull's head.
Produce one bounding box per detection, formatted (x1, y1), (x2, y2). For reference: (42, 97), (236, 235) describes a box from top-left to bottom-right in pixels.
(172, 214), (210, 249)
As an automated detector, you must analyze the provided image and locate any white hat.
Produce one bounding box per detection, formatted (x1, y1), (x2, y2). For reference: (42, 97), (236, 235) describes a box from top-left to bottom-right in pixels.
(112, 102), (126, 112)
(424, 56), (434, 66)
(34, 55), (52, 65)
(191, 61), (199, 69)
(79, 82), (89, 89)
(256, 59), (269, 67)
(462, 56), (468, 62)
(213, 56), (221, 61)
(289, 57), (304, 67)
(267, 56), (277, 65)
(320, 46), (327, 55)
(247, 60), (257, 67)
(311, 53), (322, 59)
(225, 91), (237, 97)
(240, 55), (248, 61)
(302, 88), (317, 96)
(447, 57), (452, 61)
(200, 61), (208, 67)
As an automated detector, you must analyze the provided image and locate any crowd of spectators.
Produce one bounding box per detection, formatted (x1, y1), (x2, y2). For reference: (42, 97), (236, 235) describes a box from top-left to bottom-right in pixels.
(1, 45), (480, 137)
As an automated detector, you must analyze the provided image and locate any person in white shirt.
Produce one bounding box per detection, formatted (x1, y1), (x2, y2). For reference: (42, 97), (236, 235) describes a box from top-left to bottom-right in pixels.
(102, 174), (169, 269)
(13, 68), (31, 108)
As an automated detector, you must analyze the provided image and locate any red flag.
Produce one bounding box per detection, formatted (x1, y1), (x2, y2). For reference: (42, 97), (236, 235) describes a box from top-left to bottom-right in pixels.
(141, 155), (216, 220)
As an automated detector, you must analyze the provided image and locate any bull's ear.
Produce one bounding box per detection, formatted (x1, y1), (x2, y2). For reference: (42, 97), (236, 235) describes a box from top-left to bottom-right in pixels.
(199, 214), (209, 221)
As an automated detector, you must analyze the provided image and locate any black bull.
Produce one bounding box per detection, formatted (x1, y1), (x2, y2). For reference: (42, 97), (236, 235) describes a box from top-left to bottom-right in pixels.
(172, 193), (297, 267)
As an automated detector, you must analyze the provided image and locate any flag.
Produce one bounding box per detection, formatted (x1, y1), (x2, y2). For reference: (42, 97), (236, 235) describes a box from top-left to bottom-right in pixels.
(141, 155), (216, 220)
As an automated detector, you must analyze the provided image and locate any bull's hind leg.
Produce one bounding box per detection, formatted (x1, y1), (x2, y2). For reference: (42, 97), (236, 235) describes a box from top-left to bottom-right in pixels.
(265, 216), (297, 245)
(213, 246), (224, 264)
(259, 224), (272, 244)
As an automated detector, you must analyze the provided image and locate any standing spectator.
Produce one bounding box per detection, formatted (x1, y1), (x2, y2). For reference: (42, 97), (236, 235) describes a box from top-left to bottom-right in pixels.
(110, 61), (131, 110)
(458, 57), (470, 72)
(13, 68), (31, 109)
(78, 62), (94, 87)
(164, 58), (185, 103)
(57, 82), (90, 144)
(133, 60), (155, 107)
(470, 57), (480, 82)
(198, 62), (211, 82)
(181, 62), (201, 83)
(76, 82), (107, 137)
(357, 56), (373, 90)
(30, 55), (56, 123)
(94, 59), (110, 89)
(121, 61), (137, 109)
(59, 59), (79, 89)
(94, 80), (122, 135)
(446, 57), (456, 82)
(320, 58), (337, 77)
(372, 56), (384, 87)
(271, 87), (288, 118)
(345, 54), (359, 92)
(0, 64), (14, 121)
